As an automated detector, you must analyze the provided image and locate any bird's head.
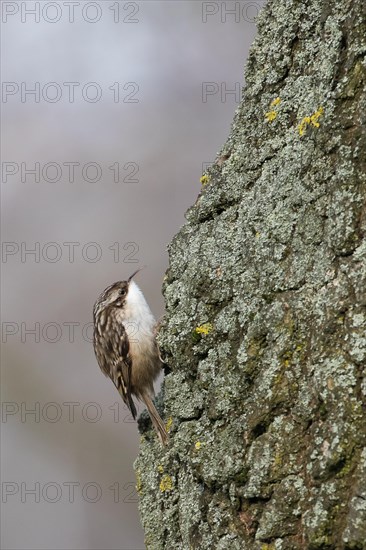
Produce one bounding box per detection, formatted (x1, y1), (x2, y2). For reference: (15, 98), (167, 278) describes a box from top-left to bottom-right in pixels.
(93, 268), (144, 317)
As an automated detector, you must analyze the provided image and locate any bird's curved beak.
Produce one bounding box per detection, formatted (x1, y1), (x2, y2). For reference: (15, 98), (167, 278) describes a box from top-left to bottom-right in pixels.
(128, 267), (145, 282)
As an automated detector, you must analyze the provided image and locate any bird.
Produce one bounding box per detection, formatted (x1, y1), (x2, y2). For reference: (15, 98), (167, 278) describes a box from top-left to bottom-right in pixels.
(93, 269), (168, 445)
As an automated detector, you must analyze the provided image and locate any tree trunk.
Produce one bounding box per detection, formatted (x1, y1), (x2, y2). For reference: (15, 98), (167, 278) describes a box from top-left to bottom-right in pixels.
(135, 0), (366, 548)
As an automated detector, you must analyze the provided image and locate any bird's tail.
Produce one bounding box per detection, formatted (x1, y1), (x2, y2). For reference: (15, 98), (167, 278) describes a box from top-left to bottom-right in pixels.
(142, 393), (168, 446)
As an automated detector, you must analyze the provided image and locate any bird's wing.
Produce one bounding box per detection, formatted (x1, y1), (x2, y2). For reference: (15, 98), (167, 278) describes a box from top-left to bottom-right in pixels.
(113, 332), (137, 420)
(113, 360), (137, 420)
(93, 317), (137, 420)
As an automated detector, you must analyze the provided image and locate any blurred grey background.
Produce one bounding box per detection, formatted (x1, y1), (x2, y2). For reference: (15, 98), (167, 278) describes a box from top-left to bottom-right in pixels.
(1, 1), (264, 548)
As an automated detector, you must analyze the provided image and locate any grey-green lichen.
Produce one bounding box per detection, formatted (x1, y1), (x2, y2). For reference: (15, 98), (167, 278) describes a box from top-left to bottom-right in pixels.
(135, 0), (366, 548)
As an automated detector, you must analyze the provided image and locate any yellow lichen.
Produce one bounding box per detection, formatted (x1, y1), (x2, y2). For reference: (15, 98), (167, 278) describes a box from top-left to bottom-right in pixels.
(310, 106), (324, 127)
(165, 416), (173, 433)
(136, 471), (142, 493)
(265, 110), (277, 122)
(299, 116), (311, 136)
(200, 174), (210, 185)
(265, 97), (281, 122)
(157, 464), (164, 473)
(299, 107), (324, 136)
(271, 97), (281, 107)
(195, 323), (213, 335)
(159, 474), (173, 492)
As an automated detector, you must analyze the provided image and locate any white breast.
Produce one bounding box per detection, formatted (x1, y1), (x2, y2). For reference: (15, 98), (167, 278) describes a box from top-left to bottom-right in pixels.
(119, 281), (156, 354)
(118, 281), (161, 394)
(124, 281), (155, 324)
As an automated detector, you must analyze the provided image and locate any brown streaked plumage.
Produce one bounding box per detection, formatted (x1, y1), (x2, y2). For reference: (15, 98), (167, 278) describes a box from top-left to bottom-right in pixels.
(93, 271), (168, 445)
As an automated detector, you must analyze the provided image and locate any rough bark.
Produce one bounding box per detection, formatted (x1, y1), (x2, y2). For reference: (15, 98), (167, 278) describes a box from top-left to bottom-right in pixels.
(135, 0), (366, 548)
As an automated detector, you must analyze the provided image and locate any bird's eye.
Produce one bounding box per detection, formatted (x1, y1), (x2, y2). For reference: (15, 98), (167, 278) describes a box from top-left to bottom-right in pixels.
(119, 288), (126, 296)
